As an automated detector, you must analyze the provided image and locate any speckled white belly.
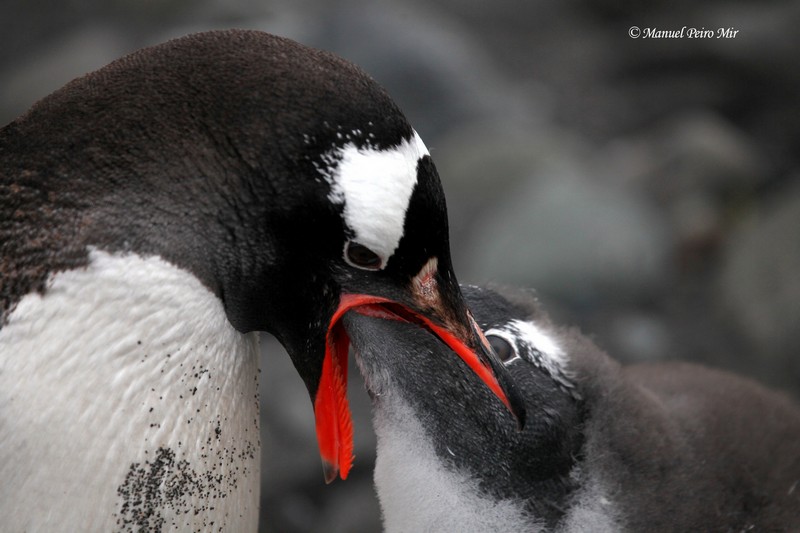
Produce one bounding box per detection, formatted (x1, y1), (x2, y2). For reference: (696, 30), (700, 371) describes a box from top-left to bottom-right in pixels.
(0, 249), (260, 532)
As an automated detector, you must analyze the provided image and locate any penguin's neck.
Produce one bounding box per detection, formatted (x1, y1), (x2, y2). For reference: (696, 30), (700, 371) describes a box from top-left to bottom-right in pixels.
(0, 249), (261, 531)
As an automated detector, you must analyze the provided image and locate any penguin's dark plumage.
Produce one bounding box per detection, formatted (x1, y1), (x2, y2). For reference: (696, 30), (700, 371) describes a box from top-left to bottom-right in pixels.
(345, 285), (800, 532)
(1, 29), (411, 329)
(0, 30), (524, 530)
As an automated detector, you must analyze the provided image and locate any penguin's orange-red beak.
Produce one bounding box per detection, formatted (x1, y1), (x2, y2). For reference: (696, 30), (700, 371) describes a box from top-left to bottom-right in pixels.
(314, 292), (524, 483)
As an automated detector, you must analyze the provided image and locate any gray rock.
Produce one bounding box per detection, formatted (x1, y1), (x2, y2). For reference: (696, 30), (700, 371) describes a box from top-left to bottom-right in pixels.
(0, 26), (131, 125)
(459, 148), (673, 306)
(718, 179), (800, 365)
(644, 111), (767, 200)
(593, 112), (767, 271)
(260, 0), (543, 143)
(706, 2), (800, 84)
(433, 123), (567, 246)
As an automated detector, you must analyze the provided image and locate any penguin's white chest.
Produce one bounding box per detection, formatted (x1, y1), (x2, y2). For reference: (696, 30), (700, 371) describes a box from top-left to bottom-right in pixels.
(0, 250), (260, 532)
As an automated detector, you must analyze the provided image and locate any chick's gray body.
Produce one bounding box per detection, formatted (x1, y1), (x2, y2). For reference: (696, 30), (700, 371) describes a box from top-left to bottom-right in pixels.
(345, 286), (800, 532)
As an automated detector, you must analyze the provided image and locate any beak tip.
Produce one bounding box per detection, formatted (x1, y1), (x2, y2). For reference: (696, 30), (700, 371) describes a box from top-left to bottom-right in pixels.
(322, 459), (338, 484)
(503, 382), (527, 431)
(514, 404), (527, 431)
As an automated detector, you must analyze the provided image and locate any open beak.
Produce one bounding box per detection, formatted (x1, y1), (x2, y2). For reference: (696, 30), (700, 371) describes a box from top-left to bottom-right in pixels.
(314, 291), (527, 483)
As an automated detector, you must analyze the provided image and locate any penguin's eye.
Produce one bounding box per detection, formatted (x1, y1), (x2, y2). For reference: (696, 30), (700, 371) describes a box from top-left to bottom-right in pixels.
(344, 241), (383, 270)
(487, 335), (515, 364)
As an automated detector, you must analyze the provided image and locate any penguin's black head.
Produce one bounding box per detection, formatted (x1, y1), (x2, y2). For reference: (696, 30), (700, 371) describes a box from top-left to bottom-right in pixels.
(4, 30), (524, 483)
(345, 286), (584, 522)
(248, 123), (529, 482)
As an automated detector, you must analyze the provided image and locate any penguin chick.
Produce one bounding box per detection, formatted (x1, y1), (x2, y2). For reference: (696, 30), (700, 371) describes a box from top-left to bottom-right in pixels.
(344, 285), (800, 532)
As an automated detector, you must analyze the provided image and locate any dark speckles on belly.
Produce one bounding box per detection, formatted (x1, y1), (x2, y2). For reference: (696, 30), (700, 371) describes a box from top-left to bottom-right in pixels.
(114, 440), (253, 533)
(115, 346), (256, 532)
(115, 447), (199, 532)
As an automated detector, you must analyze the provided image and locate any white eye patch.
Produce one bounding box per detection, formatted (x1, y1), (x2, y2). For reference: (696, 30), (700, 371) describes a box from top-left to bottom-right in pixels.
(321, 130), (429, 268)
(487, 319), (566, 366)
(486, 319), (578, 397)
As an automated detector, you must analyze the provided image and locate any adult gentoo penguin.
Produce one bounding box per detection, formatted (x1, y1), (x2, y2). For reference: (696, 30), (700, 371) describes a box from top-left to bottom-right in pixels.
(345, 285), (800, 532)
(0, 30), (524, 531)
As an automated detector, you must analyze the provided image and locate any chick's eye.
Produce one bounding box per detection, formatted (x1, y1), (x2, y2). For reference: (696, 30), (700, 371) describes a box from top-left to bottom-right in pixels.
(488, 335), (515, 363)
(345, 241), (383, 270)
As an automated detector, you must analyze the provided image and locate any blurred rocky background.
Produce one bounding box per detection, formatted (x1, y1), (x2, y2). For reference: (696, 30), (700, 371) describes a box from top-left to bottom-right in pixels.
(3, 0), (799, 531)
